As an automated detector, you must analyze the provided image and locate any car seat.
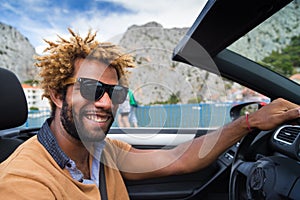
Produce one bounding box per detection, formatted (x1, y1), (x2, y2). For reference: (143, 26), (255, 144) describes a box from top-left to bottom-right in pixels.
(0, 68), (28, 162)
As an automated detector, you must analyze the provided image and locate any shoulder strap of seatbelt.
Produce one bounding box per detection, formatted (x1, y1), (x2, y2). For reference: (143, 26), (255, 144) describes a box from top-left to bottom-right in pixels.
(99, 161), (108, 200)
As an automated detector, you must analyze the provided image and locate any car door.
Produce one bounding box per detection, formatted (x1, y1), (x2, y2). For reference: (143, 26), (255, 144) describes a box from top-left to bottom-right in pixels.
(108, 127), (235, 200)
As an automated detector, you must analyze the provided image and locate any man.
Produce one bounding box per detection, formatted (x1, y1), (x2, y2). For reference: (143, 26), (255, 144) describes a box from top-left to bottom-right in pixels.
(0, 29), (299, 199)
(117, 92), (131, 127)
(117, 89), (138, 127)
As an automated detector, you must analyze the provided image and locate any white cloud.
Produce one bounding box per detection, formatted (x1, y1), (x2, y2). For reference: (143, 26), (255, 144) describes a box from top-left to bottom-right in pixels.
(1, 0), (207, 54)
(70, 0), (206, 41)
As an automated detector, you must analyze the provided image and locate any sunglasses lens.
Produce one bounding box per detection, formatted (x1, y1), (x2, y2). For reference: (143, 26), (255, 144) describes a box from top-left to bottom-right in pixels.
(80, 80), (105, 101)
(111, 86), (128, 104)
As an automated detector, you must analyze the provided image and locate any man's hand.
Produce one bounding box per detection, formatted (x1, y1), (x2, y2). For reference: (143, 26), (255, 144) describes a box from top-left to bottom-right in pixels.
(249, 98), (300, 130)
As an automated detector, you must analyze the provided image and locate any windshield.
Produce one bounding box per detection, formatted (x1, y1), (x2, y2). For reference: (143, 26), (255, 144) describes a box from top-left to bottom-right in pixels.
(228, 0), (300, 83)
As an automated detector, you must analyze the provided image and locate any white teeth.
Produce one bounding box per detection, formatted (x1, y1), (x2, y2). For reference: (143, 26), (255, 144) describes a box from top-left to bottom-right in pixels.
(86, 115), (108, 123)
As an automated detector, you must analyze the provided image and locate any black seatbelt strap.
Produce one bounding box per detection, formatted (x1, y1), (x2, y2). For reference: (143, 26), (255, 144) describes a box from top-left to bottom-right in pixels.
(99, 161), (108, 200)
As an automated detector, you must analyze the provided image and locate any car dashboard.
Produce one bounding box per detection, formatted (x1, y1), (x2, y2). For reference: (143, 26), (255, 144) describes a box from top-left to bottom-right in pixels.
(230, 123), (300, 199)
(272, 125), (300, 160)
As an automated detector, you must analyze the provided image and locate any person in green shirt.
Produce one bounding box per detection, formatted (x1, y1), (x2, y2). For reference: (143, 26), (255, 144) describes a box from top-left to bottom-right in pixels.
(128, 89), (138, 127)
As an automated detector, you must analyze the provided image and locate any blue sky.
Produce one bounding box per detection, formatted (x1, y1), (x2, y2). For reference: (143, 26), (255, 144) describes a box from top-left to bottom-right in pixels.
(0, 0), (206, 54)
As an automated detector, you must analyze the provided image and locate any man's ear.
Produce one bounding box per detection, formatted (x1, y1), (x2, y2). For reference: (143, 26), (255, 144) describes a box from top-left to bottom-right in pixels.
(49, 89), (64, 109)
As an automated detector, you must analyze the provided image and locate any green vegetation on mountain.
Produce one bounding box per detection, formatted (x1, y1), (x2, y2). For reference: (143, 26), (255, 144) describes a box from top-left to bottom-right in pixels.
(261, 35), (300, 77)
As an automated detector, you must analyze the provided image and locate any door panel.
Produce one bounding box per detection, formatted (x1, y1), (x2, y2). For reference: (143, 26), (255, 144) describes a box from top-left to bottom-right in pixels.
(108, 127), (234, 199)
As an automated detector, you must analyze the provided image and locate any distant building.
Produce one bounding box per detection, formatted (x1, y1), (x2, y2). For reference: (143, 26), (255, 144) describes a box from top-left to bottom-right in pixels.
(290, 74), (300, 84)
(22, 84), (50, 111)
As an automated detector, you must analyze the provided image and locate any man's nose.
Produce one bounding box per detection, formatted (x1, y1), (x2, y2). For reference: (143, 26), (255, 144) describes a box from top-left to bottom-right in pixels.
(94, 92), (112, 108)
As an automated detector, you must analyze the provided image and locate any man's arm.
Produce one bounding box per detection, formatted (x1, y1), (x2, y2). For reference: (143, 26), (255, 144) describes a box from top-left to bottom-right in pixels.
(121, 98), (300, 180)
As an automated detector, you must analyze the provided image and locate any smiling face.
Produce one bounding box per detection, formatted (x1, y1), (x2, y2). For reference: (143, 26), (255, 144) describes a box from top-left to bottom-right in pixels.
(60, 58), (120, 142)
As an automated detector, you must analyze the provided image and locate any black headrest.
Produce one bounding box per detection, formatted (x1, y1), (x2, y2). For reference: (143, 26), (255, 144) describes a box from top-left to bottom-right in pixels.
(0, 68), (28, 130)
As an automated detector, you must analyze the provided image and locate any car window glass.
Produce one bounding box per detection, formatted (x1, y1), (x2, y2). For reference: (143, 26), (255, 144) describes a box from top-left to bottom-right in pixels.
(228, 1), (300, 84)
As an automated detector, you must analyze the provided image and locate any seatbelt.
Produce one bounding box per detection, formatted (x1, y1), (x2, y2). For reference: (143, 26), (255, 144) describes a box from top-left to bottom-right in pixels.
(99, 161), (108, 200)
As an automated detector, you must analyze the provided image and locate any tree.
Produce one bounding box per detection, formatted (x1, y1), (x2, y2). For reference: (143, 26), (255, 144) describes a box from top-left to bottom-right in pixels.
(261, 35), (300, 77)
(150, 92), (180, 105)
(23, 79), (39, 86)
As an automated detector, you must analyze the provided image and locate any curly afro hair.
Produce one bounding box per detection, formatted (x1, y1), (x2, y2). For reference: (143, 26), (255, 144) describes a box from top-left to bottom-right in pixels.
(34, 28), (135, 112)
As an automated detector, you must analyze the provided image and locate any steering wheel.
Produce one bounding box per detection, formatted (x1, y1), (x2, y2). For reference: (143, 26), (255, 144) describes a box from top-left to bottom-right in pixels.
(229, 128), (300, 200)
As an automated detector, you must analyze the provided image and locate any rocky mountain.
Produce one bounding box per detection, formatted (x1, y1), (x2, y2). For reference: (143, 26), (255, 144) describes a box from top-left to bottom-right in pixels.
(0, 22), (36, 82)
(118, 21), (215, 105)
(228, 0), (300, 62)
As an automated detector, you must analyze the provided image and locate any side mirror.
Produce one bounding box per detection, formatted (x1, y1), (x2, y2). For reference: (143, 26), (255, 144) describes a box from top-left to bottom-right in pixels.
(230, 101), (267, 121)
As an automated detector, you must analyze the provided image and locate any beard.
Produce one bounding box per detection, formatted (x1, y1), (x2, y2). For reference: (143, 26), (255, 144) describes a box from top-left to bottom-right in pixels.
(60, 96), (114, 142)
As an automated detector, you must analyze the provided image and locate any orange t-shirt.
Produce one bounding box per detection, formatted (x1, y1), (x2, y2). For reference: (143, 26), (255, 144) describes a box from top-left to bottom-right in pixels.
(0, 136), (131, 200)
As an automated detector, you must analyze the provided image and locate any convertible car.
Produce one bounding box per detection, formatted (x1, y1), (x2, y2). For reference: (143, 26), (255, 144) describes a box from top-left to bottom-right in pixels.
(1, 0), (300, 199)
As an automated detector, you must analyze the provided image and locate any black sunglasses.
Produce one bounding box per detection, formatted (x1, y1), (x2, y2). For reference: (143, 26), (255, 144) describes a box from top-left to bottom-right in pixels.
(64, 77), (128, 104)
